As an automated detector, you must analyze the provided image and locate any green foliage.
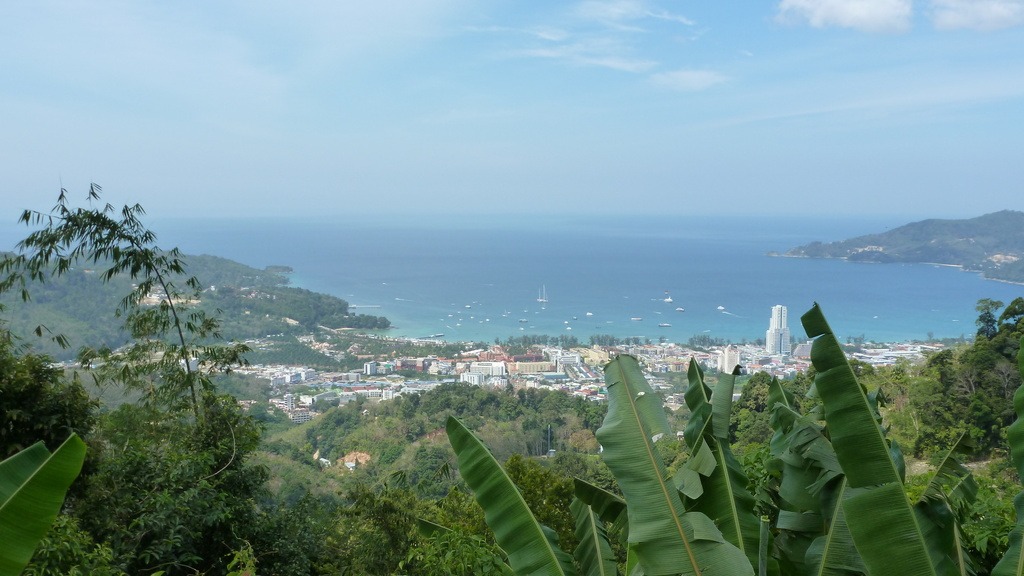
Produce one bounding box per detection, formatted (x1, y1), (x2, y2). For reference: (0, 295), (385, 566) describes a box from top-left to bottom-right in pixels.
(441, 306), (1024, 576)
(332, 485), (419, 574)
(75, 398), (269, 575)
(0, 435), (87, 576)
(0, 342), (96, 459)
(447, 416), (577, 575)
(24, 515), (124, 576)
(0, 185), (250, 416)
(402, 529), (510, 576)
(991, 335), (1024, 575)
(801, 303), (937, 576)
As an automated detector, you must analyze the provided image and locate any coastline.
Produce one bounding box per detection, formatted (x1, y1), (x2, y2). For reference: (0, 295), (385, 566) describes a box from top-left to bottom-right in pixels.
(771, 252), (1024, 287)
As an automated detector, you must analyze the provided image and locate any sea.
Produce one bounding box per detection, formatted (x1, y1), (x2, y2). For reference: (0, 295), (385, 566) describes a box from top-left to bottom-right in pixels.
(3, 214), (1022, 345)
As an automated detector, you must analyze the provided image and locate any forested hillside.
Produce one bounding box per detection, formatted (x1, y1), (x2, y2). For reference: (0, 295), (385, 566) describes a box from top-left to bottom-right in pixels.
(784, 210), (1024, 283)
(0, 251), (389, 360)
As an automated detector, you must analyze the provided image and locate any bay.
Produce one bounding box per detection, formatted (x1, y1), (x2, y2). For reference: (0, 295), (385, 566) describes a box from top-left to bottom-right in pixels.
(4, 214), (1022, 344)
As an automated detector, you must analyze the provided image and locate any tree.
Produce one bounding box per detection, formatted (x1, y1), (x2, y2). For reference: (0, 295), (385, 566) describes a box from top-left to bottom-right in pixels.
(1, 187), (335, 574)
(0, 341), (96, 460)
(976, 298), (1005, 340)
(0, 184), (249, 419)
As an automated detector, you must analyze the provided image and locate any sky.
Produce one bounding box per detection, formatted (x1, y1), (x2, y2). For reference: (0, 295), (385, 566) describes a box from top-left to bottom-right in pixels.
(2, 0), (1024, 220)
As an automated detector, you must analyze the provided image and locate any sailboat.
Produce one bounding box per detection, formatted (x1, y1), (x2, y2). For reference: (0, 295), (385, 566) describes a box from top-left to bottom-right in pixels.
(537, 285), (548, 308)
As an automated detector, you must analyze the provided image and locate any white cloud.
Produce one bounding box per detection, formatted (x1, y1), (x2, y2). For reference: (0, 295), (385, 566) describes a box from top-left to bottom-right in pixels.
(531, 26), (571, 41)
(574, 0), (694, 28)
(776, 0), (913, 33)
(930, 0), (1024, 30)
(650, 69), (728, 91)
(518, 44), (656, 72)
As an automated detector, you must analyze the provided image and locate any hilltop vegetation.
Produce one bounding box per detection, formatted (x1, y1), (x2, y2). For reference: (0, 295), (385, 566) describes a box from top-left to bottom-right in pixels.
(0, 251), (389, 360)
(784, 210), (1024, 283)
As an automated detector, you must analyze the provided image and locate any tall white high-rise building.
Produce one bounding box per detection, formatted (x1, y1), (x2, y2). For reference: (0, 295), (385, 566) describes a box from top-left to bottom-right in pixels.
(765, 305), (792, 355)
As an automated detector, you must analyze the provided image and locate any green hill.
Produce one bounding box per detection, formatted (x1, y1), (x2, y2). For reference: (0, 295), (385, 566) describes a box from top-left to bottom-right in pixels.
(784, 210), (1024, 283)
(0, 252), (390, 359)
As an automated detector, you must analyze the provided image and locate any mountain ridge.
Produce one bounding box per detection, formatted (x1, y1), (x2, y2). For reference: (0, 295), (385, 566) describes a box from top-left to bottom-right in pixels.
(782, 210), (1024, 284)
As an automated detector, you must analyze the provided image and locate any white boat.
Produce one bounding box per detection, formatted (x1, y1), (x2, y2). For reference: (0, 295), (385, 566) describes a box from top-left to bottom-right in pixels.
(659, 323), (671, 328)
(717, 306), (726, 311)
(585, 312), (593, 316)
(631, 317), (643, 321)
(663, 291), (673, 303)
(537, 285), (548, 304)
(675, 307), (684, 312)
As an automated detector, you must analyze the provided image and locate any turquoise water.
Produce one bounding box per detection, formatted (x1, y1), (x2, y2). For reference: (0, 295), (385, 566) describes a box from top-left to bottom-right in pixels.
(4, 214), (1022, 343)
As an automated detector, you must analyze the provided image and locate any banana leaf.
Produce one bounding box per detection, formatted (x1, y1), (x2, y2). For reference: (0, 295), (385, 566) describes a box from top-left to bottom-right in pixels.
(416, 517), (453, 537)
(992, 336), (1024, 576)
(916, 431), (977, 522)
(801, 303), (937, 576)
(711, 366), (741, 441)
(683, 361), (714, 450)
(571, 498), (621, 576)
(767, 377), (858, 576)
(446, 416), (576, 576)
(0, 434), (86, 576)
(598, 355), (753, 576)
(680, 360), (762, 569)
(574, 478), (629, 543)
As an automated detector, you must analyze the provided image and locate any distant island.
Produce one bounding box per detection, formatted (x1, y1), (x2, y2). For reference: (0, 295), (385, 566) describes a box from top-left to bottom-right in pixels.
(780, 210), (1024, 284)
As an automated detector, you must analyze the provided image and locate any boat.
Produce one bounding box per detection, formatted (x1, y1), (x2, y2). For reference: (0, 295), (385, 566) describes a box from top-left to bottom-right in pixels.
(519, 318), (529, 323)
(537, 285), (548, 304)
(631, 317), (643, 321)
(663, 291), (673, 303)
(658, 323), (671, 328)
(717, 305), (726, 311)
(585, 312), (593, 316)
(675, 307), (684, 312)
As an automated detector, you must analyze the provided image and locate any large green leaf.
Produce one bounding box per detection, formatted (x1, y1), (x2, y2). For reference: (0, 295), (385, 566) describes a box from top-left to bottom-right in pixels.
(915, 431), (977, 576)
(0, 434), (87, 576)
(992, 336), (1024, 576)
(680, 360), (762, 570)
(801, 304), (936, 576)
(571, 498), (621, 576)
(766, 377), (857, 576)
(597, 355), (753, 576)
(446, 416), (576, 576)
(804, 479), (865, 576)
(574, 478), (629, 543)
(711, 366), (740, 441)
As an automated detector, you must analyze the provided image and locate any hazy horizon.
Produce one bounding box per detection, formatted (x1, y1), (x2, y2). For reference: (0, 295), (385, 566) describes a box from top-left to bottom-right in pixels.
(3, 2), (1024, 218)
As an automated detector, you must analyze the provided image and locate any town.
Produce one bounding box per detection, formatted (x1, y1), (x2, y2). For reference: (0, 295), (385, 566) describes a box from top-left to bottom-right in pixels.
(238, 304), (946, 424)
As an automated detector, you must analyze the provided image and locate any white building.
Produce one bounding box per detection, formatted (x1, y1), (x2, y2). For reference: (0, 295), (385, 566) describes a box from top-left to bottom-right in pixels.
(765, 305), (792, 355)
(460, 372), (487, 386)
(469, 361), (507, 377)
(718, 345), (742, 373)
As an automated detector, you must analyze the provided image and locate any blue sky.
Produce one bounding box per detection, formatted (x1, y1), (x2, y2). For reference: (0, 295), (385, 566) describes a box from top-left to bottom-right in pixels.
(2, 0), (1023, 219)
